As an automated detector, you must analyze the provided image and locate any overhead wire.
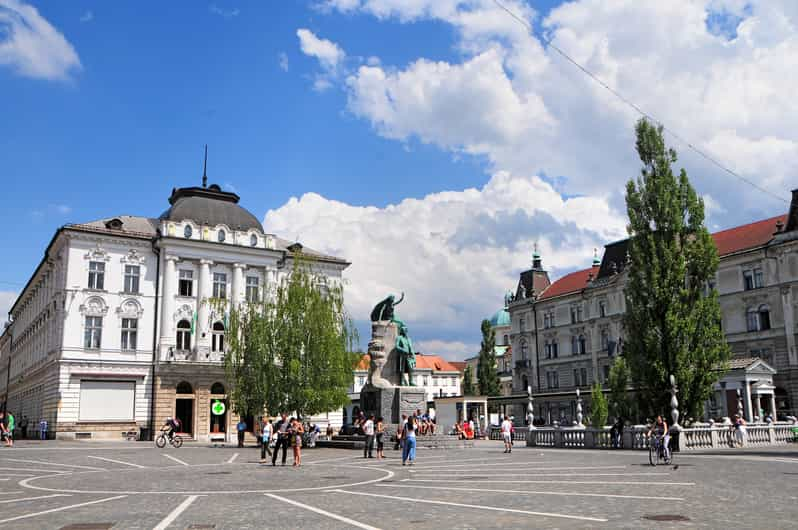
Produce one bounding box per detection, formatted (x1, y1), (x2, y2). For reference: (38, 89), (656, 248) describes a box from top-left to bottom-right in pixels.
(492, 0), (789, 204)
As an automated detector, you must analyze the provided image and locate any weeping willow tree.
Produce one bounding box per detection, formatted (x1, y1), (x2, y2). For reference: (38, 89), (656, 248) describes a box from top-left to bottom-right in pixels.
(222, 257), (359, 418)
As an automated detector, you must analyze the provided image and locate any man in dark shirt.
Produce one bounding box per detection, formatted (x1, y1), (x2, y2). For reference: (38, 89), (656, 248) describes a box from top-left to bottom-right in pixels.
(271, 413), (291, 466)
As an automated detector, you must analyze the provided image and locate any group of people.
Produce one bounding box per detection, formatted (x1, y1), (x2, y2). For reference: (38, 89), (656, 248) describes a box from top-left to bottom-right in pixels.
(361, 414), (385, 459)
(259, 414), (306, 467)
(0, 412), (48, 444)
(452, 418), (478, 440)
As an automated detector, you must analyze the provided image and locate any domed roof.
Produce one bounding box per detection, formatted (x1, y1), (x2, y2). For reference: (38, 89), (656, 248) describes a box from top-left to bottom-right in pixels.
(489, 307), (510, 327)
(160, 185), (263, 232)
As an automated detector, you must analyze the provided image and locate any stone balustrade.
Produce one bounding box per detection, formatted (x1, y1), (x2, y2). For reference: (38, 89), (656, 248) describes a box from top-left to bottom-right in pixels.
(522, 422), (797, 450)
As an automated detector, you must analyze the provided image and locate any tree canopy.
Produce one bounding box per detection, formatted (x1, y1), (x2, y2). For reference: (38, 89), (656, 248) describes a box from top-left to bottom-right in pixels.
(223, 258), (359, 418)
(623, 119), (730, 420)
(477, 319), (500, 396)
(462, 364), (476, 395)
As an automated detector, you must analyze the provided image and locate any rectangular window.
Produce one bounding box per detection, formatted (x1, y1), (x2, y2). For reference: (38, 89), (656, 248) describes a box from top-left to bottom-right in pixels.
(571, 307), (577, 324)
(599, 301), (606, 318)
(543, 314), (549, 328)
(84, 316), (102, 349)
(124, 265), (140, 294)
(581, 368), (588, 386)
(554, 371), (559, 388)
(120, 318), (137, 351)
(520, 317), (526, 332)
(358, 376), (365, 387)
(79, 380), (135, 421)
(88, 261), (105, 290)
(552, 342), (558, 359)
(743, 270), (754, 290)
(753, 268), (764, 289)
(213, 273), (227, 299)
(572, 335), (579, 355)
(423, 376), (429, 386)
(602, 365), (610, 382)
(246, 276), (260, 303)
(179, 270), (193, 297)
(573, 369), (579, 387)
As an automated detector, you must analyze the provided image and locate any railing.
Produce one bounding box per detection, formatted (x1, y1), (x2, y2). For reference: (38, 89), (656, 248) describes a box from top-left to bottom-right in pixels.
(525, 421), (798, 450)
(489, 426), (528, 442)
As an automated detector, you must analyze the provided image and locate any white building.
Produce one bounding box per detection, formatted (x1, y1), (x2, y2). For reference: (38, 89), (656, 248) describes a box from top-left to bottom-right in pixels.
(0, 181), (348, 440)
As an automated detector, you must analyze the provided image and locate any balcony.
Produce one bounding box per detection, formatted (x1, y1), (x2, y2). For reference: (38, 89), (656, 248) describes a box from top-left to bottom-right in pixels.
(515, 359), (532, 369)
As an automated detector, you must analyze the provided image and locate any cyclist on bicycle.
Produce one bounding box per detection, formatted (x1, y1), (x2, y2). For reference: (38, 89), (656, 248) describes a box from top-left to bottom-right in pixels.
(647, 415), (670, 461)
(164, 417), (181, 441)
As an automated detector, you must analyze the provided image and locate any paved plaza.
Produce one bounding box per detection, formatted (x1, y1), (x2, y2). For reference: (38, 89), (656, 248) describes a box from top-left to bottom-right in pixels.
(0, 440), (794, 529)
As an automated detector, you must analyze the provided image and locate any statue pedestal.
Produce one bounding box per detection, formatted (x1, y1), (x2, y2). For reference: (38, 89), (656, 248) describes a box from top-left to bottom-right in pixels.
(360, 384), (426, 432)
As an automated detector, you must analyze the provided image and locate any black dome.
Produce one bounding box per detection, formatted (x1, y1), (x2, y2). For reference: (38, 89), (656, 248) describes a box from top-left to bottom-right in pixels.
(160, 186), (263, 232)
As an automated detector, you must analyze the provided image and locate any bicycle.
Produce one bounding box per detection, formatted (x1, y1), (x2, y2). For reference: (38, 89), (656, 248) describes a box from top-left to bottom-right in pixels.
(648, 434), (672, 466)
(155, 427), (183, 448)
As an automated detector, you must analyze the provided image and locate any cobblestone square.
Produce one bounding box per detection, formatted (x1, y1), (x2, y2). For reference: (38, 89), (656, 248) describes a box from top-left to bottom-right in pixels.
(0, 440), (795, 529)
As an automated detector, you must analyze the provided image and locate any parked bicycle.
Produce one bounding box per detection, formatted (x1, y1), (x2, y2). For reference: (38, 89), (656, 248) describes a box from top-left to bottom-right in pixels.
(648, 434), (672, 466)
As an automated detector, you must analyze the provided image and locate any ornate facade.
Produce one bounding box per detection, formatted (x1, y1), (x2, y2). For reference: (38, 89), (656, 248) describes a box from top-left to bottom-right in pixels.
(0, 183), (348, 440)
(509, 189), (798, 424)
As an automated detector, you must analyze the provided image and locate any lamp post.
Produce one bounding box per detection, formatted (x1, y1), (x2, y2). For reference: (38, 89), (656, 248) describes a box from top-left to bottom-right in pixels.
(526, 385), (535, 430)
(575, 388), (584, 428)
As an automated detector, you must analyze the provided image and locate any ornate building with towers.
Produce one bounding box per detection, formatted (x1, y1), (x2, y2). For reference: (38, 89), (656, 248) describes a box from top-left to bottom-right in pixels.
(0, 178), (348, 440)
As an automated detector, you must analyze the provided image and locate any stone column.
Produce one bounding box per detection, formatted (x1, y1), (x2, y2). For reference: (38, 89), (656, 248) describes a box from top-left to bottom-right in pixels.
(753, 393), (762, 421)
(770, 393), (777, 419)
(744, 382), (754, 422)
(198, 260), (213, 341)
(232, 263), (245, 308)
(160, 255), (179, 355)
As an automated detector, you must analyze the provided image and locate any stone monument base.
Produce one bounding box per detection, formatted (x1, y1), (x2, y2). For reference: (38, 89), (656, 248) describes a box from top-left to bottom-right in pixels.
(360, 384), (426, 434)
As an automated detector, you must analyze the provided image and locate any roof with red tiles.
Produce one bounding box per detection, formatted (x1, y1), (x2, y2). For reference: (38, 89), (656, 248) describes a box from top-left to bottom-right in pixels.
(539, 214), (787, 301)
(449, 361), (468, 373)
(354, 353), (460, 373)
(538, 265), (599, 301)
(711, 214), (785, 257)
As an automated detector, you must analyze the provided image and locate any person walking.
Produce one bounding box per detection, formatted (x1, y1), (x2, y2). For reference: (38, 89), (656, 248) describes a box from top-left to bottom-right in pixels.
(39, 418), (48, 440)
(376, 416), (385, 460)
(272, 413), (290, 466)
(292, 417), (305, 467)
(2, 412), (15, 447)
(402, 415), (417, 466)
(19, 416), (28, 440)
(501, 415), (513, 453)
(394, 413), (407, 451)
(363, 414), (375, 458)
(236, 418), (247, 448)
(260, 417), (273, 462)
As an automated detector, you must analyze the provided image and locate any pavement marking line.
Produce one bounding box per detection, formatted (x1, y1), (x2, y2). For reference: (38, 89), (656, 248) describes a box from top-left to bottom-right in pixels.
(410, 463), (627, 471)
(403, 479), (696, 486)
(330, 489), (608, 523)
(409, 471), (665, 477)
(152, 495), (201, 530)
(374, 483), (685, 501)
(227, 453), (239, 464)
(679, 454), (798, 465)
(0, 494), (128, 524)
(307, 456), (370, 465)
(88, 456), (147, 469)
(266, 493), (382, 530)
(162, 454), (189, 466)
(5, 458), (106, 471)
(0, 493), (71, 504)
(0, 466), (68, 474)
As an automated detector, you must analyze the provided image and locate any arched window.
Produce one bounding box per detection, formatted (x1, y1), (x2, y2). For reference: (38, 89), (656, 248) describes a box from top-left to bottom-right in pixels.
(176, 381), (193, 394)
(758, 305), (771, 331)
(176, 320), (191, 351)
(184, 225), (192, 239)
(218, 229), (226, 243)
(210, 382), (225, 394)
(579, 335), (587, 355)
(250, 234), (258, 247)
(212, 321), (225, 352)
(503, 334), (509, 346)
(520, 340), (528, 360)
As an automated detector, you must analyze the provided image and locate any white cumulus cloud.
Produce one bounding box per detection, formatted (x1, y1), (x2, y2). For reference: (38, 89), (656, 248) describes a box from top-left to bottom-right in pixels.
(0, 0), (82, 80)
(265, 171), (625, 353)
(0, 291), (18, 324)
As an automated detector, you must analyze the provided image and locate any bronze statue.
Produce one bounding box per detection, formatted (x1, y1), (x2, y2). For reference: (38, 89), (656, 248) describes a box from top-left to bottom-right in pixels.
(396, 322), (416, 386)
(370, 292), (404, 322)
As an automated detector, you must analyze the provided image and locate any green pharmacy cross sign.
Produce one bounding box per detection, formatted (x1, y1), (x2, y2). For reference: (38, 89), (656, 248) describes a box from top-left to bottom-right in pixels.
(211, 400), (226, 416)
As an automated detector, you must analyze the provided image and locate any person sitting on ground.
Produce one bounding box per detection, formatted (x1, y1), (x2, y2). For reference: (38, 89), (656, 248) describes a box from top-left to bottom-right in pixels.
(453, 421), (463, 439)
(463, 419), (474, 440)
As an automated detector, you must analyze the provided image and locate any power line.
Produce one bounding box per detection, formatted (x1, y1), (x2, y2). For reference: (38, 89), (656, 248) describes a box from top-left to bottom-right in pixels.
(492, 0), (789, 204)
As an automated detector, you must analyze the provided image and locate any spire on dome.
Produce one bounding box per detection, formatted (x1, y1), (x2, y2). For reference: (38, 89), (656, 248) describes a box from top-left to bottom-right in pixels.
(532, 242), (542, 270)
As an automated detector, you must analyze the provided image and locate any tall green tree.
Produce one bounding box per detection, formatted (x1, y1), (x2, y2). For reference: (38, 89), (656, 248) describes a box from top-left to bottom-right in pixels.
(477, 319), (500, 396)
(607, 356), (633, 421)
(462, 364), (476, 395)
(624, 119), (730, 420)
(223, 257), (359, 418)
(590, 382), (609, 429)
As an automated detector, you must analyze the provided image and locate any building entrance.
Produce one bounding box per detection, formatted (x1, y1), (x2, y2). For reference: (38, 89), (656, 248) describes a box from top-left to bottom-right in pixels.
(176, 398), (194, 436)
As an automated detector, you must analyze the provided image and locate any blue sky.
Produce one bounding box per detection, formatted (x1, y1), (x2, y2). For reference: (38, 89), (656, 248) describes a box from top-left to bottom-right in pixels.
(2, 1), (796, 358)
